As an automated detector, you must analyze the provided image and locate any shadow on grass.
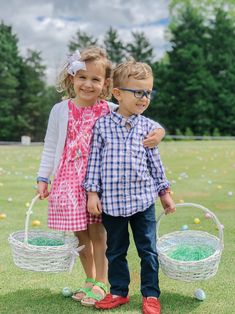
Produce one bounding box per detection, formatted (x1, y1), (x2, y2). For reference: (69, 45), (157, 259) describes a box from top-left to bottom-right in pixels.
(0, 289), (201, 314)
(0, 288), (94, 314)
(160, 291), (201, 314)
(0, 288), (139, 314)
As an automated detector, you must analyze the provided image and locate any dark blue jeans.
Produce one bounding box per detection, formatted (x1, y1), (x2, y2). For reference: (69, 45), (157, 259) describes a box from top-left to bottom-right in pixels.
(102, 204), (160, 298)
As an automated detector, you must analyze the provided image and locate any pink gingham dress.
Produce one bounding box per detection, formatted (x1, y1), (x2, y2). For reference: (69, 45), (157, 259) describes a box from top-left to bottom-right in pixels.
(48, 99), (110, 231)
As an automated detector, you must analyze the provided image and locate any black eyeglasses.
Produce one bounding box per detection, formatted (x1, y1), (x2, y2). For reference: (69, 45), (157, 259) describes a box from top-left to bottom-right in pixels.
(118, 88), (157, 99)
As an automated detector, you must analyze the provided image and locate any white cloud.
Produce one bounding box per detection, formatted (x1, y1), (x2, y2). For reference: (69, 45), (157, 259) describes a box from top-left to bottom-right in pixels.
(0, 0), (170, 85)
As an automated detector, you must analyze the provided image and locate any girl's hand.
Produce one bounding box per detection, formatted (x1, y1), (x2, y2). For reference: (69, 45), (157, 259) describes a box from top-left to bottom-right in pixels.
(37, 182), (49, 199)
(143, 128), (165, 148)
(160, 194), (176, 215)
(87, 192), (102, 216)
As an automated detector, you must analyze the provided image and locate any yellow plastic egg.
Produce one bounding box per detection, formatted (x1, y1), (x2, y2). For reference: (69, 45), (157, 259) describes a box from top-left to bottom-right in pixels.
(0, 213), (7, 220)
(32, 220), (41, 226)
(194, 218), (200, 224)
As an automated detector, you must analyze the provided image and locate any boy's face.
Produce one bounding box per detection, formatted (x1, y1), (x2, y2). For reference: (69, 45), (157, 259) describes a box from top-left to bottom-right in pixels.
(113, 76), (153, 118)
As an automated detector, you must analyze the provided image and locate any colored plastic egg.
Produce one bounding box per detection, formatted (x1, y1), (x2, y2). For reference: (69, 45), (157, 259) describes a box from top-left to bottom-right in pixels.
(205, 213), (212, 219)
(194, 218), (200, 224)
(32, 220), (41, 226)
(0, 213), (7, 220)
(194, 288), (206, 301)
(181, 225), (189, 231)
(62, 287), (72, 297)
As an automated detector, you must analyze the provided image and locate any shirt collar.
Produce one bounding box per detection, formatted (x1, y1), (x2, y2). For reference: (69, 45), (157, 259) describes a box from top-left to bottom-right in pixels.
(111, 109), (139, 128)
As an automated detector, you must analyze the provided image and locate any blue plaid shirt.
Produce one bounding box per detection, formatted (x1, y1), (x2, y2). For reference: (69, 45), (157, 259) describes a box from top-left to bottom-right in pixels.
(84, 110), (170, 217)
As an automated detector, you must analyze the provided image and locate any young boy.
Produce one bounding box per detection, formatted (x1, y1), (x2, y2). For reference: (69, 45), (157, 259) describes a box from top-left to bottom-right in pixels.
(84, 60), (175, 314)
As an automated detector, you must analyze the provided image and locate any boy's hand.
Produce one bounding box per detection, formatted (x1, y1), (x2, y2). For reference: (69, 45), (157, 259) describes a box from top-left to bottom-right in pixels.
(87, 192), (102, 216)
(143, 128), (165, 148)
(160, 193), (176, 215)
(37, 182), (49, 199)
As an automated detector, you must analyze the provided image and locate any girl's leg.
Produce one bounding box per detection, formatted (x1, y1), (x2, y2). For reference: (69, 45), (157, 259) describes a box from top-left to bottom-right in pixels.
(88, 223), (107, 284)
(80, 223), (108, 305)
(73, 230), (96, 300)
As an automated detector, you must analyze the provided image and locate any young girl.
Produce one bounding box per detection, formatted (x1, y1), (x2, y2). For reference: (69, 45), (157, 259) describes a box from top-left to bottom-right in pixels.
(37, 47), (165, 307)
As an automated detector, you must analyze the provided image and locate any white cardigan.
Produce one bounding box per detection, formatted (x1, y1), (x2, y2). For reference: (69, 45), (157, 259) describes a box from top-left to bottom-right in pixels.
(38, 99), (161, 180)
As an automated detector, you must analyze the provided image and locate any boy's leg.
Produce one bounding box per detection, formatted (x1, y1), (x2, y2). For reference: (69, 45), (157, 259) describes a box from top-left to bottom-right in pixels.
(130, 204), (160, 298)
(102, 212), (130, 297)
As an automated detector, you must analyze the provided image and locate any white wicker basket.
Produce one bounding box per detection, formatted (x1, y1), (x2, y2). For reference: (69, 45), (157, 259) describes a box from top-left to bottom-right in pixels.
(8, 195), (84, 273)
(156, 203), (224, 282)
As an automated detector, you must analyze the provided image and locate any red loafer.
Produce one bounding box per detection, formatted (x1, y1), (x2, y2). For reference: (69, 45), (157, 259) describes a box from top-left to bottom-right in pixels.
(95, 293), (130, 309)
(142, 297), (161, 314)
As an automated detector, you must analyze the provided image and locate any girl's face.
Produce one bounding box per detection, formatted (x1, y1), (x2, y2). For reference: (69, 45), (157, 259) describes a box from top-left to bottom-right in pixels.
(72, 60), (107, 106)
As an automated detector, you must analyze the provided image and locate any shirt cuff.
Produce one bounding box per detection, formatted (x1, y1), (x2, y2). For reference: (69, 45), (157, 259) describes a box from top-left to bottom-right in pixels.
(155, 182), (170, 195)
(37, 176), (51, 184)
(158, 187), (171, 197)
(83, 182), (101, 193)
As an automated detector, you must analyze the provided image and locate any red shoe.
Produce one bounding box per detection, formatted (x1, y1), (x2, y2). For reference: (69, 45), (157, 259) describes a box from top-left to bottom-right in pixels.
(142, 297), (161, 314)
(95, 293), (130, 309)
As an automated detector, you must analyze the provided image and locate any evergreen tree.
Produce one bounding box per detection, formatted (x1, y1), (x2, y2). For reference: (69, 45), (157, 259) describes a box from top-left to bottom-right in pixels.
(18, 49), (54, 141)
(149, 7), (214, 134)
(0, 22), (21, 140)
(144, 61), (171, 131)
(170, 0), (235, 18)
(103, 27), (125, 64)
(206, 9), (235, 135)
(39, 85), (61, 140)
(126, 31), (155, 64)
(68, 29), (98, 52)
(151, 4), (235, 135)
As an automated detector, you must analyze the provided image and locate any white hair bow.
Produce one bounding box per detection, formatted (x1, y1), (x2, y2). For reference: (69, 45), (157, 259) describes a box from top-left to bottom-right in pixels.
(67, 50), (86, 76)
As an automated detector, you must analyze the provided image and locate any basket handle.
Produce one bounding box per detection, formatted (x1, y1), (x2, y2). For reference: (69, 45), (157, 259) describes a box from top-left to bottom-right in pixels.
(24, 194), (40, 244)
(156, 203), (224, 249)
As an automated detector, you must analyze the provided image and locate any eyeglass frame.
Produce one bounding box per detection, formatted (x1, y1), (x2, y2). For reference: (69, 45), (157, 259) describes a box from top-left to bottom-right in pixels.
(118, 88), (157, 99)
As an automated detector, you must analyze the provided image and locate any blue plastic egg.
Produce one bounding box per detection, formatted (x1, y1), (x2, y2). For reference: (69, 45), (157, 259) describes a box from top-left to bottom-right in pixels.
(181, 224), (189, 231)
(194, 288), (206, 301)
(62, 287), (72, 297)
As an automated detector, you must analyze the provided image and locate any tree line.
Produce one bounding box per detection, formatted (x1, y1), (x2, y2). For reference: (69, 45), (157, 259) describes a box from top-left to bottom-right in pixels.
(0, 3), (235, 141)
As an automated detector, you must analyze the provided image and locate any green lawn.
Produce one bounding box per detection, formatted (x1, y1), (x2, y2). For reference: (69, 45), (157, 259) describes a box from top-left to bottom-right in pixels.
(0, 141), (234, 314)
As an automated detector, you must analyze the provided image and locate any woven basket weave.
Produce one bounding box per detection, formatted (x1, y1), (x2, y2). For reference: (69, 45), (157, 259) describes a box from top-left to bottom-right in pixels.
(8, 195), (83, 273)
(157, 203), (224, 282)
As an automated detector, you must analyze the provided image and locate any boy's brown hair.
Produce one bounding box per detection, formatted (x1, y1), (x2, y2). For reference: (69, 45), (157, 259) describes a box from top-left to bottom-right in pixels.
(113, 60), (153, 88)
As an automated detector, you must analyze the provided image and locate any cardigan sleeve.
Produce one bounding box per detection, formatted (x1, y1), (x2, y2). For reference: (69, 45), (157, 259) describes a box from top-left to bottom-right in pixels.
(37, 105), (58, 179)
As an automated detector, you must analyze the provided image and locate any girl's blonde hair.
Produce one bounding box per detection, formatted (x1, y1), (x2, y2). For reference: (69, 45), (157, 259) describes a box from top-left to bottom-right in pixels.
(57, 46), (113, 99)
(113, 59), (153, 88)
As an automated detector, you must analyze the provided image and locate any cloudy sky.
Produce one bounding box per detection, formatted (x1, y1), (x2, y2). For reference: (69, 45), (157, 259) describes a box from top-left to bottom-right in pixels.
(0, 0), (171, 85)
